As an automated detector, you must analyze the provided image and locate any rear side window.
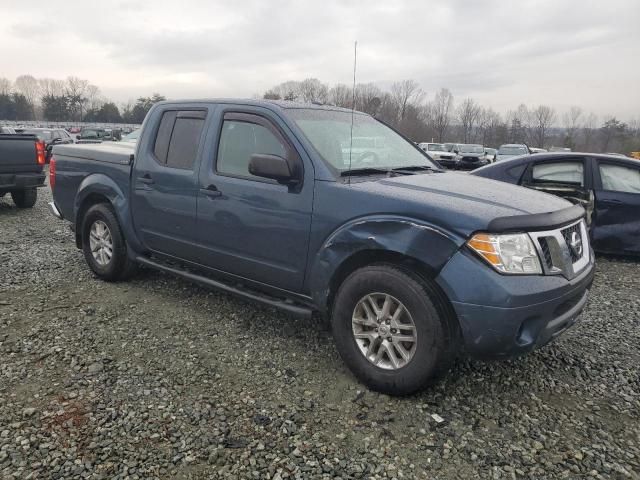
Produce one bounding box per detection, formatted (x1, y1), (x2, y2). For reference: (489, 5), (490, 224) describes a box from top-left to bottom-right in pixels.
(217, 119), (287, 178)
(153, 110), (206, 170)
(531, 161), (584, 186)
(599, 163), (640, 194)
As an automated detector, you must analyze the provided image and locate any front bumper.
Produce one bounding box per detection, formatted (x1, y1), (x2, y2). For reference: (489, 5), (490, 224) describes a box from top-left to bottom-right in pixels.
(436, 249), (595, 358)
(437, 158), (459, 168)
(0, 172), (46, 190)
(457, 159), (489, 170)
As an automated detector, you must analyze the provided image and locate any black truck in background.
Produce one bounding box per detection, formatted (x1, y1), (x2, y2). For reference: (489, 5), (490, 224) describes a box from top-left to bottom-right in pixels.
(0, 134), (47, 208)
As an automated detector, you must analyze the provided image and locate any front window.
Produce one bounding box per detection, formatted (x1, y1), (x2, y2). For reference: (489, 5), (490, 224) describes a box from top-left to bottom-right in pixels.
(289, 109), (437, 171)
(499, 146), (528, 155)
(459, 144), (484, 154)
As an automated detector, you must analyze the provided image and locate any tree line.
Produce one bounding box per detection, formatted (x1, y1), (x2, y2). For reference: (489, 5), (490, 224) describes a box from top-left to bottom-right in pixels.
(263, 78), (640, 154)
(0, 75), (165, 124)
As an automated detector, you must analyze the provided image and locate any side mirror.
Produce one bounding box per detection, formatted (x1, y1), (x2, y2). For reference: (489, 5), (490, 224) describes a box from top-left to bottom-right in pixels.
(453, 149), (459, 154)
(51, 137), (62, 145)
(76, 135), (80, 140)
(249, 153), (296, 184)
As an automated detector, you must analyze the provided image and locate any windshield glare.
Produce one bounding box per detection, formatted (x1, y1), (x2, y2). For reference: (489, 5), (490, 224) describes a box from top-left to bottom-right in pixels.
(499, 146), (528, 155)
(427, 144), (445, 151)
(289, 109), (438, 171)
(460, 144), (484, 153)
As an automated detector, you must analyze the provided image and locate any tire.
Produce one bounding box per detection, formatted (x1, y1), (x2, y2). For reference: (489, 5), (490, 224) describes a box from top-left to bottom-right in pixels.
(11, 188), (37, 208)
(81, 203), (137, 282)
(331, 264), (456, 395)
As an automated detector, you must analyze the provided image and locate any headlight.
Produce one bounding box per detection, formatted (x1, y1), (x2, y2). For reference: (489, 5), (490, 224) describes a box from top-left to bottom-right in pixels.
(467, 233), (542, 274)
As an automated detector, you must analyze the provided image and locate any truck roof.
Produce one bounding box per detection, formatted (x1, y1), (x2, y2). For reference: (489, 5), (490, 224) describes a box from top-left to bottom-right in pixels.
(155, 98), (367, 115)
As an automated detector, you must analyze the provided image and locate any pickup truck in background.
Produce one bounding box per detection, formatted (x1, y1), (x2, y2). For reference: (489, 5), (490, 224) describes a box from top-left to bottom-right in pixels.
(0, 134), (46, 208)
(49, 99), (595, 394)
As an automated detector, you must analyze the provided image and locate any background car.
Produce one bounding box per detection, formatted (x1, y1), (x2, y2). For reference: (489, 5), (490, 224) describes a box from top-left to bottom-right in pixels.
(19, 127), (74, 163)
(496, 143), (530, 161)
(418, 142), (457, 168)
(471, 152), (640, 256)
(121, 128), (141, 144)
(0, 126), (16, 134)
(454, 144), (490, 170)
(76, 128), (108, 143)
(484, 147), (497, 162)
(530, 147), (548, 154)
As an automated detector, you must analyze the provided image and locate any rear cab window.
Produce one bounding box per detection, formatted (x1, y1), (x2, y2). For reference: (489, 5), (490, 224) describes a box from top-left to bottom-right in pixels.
(152, 110), (206, 170)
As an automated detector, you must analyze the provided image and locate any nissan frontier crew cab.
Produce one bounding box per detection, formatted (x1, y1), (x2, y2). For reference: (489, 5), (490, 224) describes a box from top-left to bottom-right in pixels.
(48, 99), (595, 395)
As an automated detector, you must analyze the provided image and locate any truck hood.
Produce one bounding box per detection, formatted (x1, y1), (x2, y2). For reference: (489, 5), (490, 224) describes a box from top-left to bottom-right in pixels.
(359, 171), (573, 237)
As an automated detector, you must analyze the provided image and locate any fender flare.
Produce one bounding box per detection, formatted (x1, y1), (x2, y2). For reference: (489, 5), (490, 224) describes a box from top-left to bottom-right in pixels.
(308, 215), (463, 310)
(74, 174), (144, 253)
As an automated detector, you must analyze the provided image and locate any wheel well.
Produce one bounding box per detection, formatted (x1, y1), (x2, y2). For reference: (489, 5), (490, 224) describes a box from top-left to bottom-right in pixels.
(327, 249), (460, 340)
(74, 193), (111, 248)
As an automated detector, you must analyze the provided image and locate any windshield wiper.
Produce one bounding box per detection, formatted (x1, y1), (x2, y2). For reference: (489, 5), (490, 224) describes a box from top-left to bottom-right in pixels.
(340, 167), (391, 177)
(390, 165), (443, 173)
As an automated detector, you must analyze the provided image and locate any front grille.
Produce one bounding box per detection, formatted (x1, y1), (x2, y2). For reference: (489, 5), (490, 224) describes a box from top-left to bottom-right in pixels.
(538, 237), (553, 269)
(530, 219), (589, 279)
(561, 223), (582, 263)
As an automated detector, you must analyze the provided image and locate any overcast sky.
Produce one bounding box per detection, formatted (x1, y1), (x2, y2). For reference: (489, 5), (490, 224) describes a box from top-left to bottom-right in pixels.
(1, 0), (638, 119)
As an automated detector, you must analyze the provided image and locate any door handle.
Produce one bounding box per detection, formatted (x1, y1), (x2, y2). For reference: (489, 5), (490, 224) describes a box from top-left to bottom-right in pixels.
(201, 184), (222, 198)
(138, 174), (154, 185)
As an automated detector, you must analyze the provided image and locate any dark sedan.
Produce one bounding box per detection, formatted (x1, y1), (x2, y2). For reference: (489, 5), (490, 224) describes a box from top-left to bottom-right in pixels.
(471, 152), (640, 255)
(454, 144), (490, 170)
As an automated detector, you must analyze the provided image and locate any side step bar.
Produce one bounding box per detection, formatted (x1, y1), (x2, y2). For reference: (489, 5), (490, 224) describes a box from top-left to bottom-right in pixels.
(134, 256), (314, 319)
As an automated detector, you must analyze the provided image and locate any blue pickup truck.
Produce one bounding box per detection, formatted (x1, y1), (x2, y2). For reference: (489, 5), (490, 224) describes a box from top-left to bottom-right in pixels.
(48, 99), (595, 394)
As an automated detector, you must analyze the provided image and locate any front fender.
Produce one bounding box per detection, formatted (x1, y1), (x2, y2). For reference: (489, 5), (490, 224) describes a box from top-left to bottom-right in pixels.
(74, 174), (144, 254)
(309, 216), (464, 310)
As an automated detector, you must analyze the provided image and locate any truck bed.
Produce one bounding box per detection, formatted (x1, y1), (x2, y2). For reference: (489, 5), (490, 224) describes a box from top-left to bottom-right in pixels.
(53, 143), (135, 165)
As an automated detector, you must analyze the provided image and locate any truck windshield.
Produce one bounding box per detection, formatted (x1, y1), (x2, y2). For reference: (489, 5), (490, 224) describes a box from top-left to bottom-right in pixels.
(289, 109), (438, 172)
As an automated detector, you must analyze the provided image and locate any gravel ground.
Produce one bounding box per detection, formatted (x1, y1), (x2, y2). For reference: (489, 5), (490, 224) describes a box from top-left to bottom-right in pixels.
(1, 184), (639, 480)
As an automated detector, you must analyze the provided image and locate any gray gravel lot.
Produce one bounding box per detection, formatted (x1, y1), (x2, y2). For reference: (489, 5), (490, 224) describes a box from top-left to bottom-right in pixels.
(1, 185), (639, 479)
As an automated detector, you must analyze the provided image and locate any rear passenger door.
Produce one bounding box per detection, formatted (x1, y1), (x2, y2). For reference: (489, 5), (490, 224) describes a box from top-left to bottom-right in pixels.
(131, 108), (208, 261)
(591, 160), (640, 255)
(520, 157), (594, 224)
(196, 108), (313, 292)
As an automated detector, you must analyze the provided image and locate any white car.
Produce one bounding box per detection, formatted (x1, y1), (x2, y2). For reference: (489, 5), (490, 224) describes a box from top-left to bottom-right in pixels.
(418, 142), (457, 167)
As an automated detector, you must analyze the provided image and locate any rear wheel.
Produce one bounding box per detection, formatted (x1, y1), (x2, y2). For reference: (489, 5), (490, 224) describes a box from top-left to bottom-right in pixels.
(331, 264), (455, 395)
(81, 203), (137, 281)
(11, 188), (37, 208)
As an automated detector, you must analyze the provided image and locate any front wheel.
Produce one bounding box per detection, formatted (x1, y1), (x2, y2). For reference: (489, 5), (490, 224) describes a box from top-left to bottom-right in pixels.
(11, 188), (37, 208)
(331, 264), (455, 395)
(81, 203), (137, 281)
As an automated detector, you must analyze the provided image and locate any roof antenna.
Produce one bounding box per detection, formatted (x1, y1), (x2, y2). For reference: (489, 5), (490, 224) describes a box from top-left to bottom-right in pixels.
(348, 40), (357, 185)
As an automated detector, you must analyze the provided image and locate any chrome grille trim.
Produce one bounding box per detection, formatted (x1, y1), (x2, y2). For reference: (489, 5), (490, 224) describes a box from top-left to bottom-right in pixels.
(529, 219), (590, 279)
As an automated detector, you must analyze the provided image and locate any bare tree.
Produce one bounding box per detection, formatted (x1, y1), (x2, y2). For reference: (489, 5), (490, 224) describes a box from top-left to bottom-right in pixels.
(476, 107), (502, 146)
(531, 105), (556, 148)
(14, 74), (40, 116)
(298, 78), (328, 103)
(582, 112), (598, 151)
(0, 77), (11, 95)
(432, 88), (454, 142)
(66, 76), (89, 121)
(355, 83), (383, 115)
(390, 80), (423, 121)
(328, 84), (352, 108)
(86, 84), (103, 111)
(562, 106), (582, 149)
(457, 98), (481, 143)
